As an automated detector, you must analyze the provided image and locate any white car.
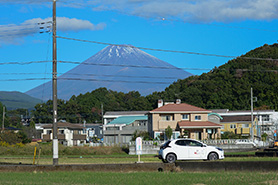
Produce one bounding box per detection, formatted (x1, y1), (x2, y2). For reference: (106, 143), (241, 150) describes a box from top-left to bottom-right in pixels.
(158, 138), (224, 163)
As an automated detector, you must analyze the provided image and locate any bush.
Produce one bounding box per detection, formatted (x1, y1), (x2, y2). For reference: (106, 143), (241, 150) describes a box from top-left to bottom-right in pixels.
(0, 142), (127, 156)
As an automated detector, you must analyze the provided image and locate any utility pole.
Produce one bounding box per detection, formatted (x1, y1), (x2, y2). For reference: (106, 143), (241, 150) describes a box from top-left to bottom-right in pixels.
(101, 103), (103, 124)
(251, 87), (254, 140)
(52, 0), (58, 165)
(251, 87), (257, 141)
(2, 107), (5, 130)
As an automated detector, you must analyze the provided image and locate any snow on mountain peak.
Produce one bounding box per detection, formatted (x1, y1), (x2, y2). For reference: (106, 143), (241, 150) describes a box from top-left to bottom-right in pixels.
(106, 45), (138, 58)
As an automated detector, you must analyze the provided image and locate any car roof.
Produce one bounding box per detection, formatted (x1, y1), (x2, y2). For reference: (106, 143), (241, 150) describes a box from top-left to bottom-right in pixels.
(170, 138), (200, 142)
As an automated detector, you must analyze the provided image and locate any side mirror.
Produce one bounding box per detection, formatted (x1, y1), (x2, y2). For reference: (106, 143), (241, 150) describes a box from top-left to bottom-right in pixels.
(202, 144), (207, 147)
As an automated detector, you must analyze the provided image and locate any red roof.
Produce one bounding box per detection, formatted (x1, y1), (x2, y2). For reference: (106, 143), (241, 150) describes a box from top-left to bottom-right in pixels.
(150, 103), (211, 113)
(178, 121), (221, 128)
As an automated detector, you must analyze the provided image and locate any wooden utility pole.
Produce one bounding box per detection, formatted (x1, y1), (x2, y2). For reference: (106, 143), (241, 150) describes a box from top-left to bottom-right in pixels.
(251, 87), (254, 140)
(52, 0), (58, 165)
(2, 107), (5, 131)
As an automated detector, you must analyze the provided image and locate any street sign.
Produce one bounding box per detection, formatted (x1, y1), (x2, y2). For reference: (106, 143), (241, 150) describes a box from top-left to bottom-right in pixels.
(136, 137), (142, 155)
(136, 137), (143, 163)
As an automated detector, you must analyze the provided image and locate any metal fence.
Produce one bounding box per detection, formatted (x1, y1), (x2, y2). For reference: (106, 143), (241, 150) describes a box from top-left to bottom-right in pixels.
(87, 139), (269, 148)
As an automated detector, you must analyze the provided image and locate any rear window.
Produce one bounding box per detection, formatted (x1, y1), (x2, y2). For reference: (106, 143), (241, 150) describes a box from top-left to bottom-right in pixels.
(160, 140), (171, 149)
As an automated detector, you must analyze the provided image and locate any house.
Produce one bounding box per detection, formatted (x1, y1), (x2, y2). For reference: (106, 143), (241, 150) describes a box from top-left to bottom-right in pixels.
(148, 99), (222, 140)
(41, 121), (86, 146)
(82, 124), (103, 142)
(212, 109), (278, 138)
(219, 115), (258, 136)
(103, 115), (148, 144)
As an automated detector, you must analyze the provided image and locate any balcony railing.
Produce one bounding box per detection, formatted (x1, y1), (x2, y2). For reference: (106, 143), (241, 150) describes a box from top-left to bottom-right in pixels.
(73, 134), (86, 140)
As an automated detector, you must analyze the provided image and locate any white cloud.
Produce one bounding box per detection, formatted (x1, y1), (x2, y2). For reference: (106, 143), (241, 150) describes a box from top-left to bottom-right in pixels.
(82, 0), (278, 23)
(0, 17), (106, 45)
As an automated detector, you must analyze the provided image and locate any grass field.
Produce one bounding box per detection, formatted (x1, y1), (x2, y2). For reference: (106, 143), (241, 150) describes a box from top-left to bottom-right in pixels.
(0, 154), (160, 165)
(0, 171), (278, 185)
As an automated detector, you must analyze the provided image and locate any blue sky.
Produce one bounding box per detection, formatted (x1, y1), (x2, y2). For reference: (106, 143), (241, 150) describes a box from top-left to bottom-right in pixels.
(0, 0), (277, 93)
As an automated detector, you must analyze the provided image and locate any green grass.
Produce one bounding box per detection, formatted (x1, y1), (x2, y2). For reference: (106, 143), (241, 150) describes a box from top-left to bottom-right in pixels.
(0, 155), (160, 165)
(0, 171), (277, 185)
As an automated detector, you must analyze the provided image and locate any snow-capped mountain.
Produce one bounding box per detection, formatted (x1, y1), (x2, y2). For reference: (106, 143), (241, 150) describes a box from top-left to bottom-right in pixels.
(26, 45), (192, 100)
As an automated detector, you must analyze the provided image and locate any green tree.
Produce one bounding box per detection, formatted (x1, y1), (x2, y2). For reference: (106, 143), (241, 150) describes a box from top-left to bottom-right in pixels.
(132, 130), (151, 141)
(165, 125), (173, 140)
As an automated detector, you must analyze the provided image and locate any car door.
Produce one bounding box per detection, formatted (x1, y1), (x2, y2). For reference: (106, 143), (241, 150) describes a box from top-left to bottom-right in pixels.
(173, 140), (188, 159)
(186, 140), (206, 159)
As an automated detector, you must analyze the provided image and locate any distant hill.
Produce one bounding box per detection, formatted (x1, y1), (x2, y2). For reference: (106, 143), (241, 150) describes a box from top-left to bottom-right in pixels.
(25, 45), (192, 100)
(0, 91), (42, 110)
(153, 43), (278, 111)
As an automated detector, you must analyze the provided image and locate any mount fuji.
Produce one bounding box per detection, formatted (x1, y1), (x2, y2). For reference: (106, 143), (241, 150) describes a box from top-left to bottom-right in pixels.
(26, 45), (192, 100)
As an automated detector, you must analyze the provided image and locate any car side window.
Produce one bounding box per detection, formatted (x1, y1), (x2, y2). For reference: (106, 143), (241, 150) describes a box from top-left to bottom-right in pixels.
(175, 140), (187, 146)
(187, 140), (202, 147)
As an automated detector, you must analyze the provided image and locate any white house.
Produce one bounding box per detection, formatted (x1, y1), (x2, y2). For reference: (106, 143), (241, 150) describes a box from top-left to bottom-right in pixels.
(41, 121), (86, 146)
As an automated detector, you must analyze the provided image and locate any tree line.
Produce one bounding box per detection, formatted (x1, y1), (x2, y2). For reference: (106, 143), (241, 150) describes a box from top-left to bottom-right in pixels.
(2, 43), (278, 126)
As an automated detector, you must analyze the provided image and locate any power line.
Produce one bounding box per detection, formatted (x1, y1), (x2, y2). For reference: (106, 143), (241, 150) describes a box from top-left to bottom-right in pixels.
(59, 77), (171, 84)
(0, 61), (51, 65)
(0, 77), (172, 84)
(0, 59), (212, 70)
(59, 60), (211, 71)
(0, 72), (185, 80)
(1, 67), (278, 83)
(56, 36), (278, 61)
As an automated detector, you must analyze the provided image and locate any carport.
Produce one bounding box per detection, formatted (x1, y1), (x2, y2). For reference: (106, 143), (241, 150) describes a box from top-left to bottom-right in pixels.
(178, 121), (222, 140)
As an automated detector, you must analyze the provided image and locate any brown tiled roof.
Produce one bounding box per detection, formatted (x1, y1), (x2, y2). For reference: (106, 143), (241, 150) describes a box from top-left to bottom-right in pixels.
(42, 122), (85, 130)
(221, 115), (256, 123)
(150, 103), (211, 113)
(178, 121), (221, 128)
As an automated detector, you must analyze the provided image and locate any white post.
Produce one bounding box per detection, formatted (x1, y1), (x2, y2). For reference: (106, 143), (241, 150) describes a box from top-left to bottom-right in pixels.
(136, 137), (142, 163)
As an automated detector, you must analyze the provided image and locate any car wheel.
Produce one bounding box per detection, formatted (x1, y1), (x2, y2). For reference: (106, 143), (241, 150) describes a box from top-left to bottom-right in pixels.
(208, 152), (218, 161)
(166, 153), (176, 163)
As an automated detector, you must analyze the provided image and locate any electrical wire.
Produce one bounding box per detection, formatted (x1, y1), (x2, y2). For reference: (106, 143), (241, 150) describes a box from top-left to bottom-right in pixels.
(0, 61), (51, 65)
(56, 36), (278, 61)
(0, 72), (186, 80)
(0, 77), (172, 84)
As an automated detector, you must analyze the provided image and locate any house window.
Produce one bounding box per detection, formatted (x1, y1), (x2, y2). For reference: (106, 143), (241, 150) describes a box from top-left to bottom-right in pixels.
(59, 130), (64, 134)
(182, 114), (189, 120)
(230, 124), (236, 129)
(139, 120), (147, 126)
(262, 115), (270, 122)
(195, 115), (201, 120)
(161, 115), (172, 121)
(106, 127), (120, 131)
(47, 130), (52, 134)
(242, 124), (249, 128)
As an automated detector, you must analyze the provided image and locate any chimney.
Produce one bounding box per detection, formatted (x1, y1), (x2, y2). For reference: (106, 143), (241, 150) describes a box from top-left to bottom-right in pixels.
(176, 99), (181, 104)
(158, 99), (163, 108)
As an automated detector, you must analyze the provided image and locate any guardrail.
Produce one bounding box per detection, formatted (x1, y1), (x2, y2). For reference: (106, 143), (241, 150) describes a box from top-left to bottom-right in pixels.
(88, 139), (269, 148)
